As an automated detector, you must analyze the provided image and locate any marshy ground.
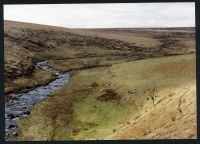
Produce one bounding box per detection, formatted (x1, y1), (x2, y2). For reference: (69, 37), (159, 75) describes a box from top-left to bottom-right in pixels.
(4, 20), (196, 140)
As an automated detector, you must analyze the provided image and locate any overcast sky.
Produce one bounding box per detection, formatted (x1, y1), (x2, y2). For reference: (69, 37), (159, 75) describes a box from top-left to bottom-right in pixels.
(4, 3), (195, 28)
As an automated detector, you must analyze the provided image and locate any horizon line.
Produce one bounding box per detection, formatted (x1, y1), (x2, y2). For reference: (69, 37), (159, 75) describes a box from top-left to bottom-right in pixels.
(4, 19), (195, 29)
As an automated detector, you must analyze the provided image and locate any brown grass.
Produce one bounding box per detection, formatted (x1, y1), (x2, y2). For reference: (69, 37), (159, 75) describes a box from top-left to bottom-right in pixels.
(153, 59), (195, 77)
(106, 82), (196, 139)
(5, 66), (56, 95)
(4, 39), (34, 80)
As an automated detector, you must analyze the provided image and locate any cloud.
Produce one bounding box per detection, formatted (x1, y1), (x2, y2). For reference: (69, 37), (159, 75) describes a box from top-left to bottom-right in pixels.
(4, 3), (195, 28)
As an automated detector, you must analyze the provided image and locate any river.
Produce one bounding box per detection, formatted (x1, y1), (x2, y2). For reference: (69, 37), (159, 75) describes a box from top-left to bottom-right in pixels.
(5, 60), (70, 141)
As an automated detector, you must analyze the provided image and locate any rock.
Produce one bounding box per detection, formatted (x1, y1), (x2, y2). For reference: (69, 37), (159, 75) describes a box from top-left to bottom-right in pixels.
(8, 125), (16, 129)
(23, 111), (30, 115)
(13, 97), (19, 100)
(13, 132), (18, 136)
(7, 114), (15, 119)
(13, 117), (19, 121)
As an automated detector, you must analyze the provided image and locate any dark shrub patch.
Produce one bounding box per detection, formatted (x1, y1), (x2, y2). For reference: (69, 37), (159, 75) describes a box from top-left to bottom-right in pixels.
(96, 89), (121, 102)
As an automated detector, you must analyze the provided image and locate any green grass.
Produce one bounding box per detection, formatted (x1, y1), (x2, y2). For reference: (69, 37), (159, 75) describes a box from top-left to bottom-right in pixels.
(55, 92), (130, 140)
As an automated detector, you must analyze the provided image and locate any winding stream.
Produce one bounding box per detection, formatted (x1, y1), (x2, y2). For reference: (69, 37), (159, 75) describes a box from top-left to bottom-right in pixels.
(5, 60), (70, 140)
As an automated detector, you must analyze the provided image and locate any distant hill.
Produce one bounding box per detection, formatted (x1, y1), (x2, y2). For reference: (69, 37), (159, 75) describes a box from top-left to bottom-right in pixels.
(4, 20), (195, 79)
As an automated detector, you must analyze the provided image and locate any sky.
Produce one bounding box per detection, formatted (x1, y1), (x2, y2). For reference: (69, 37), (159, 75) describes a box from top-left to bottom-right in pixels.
(4, 3), (195, 28)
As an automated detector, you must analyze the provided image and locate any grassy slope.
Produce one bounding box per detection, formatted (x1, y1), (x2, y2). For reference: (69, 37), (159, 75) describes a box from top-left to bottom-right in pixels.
(18, 54), (196, 140)
(106, 81), (196, 139)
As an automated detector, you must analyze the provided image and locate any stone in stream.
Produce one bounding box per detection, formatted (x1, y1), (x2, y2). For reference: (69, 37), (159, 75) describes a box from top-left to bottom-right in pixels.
(23, 111), (30, 115)
(12, 117), (19, 122)
(8, 125), (16, 129)
(7, 114), (15, 119)
(13, 132), (19, 137)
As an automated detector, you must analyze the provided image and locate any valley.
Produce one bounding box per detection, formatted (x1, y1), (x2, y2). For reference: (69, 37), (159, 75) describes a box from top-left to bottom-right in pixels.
(4, 20), (196, 140)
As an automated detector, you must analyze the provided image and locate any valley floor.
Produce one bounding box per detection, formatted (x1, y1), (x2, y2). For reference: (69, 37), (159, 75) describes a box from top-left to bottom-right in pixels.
(17, 54), (196, 140)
